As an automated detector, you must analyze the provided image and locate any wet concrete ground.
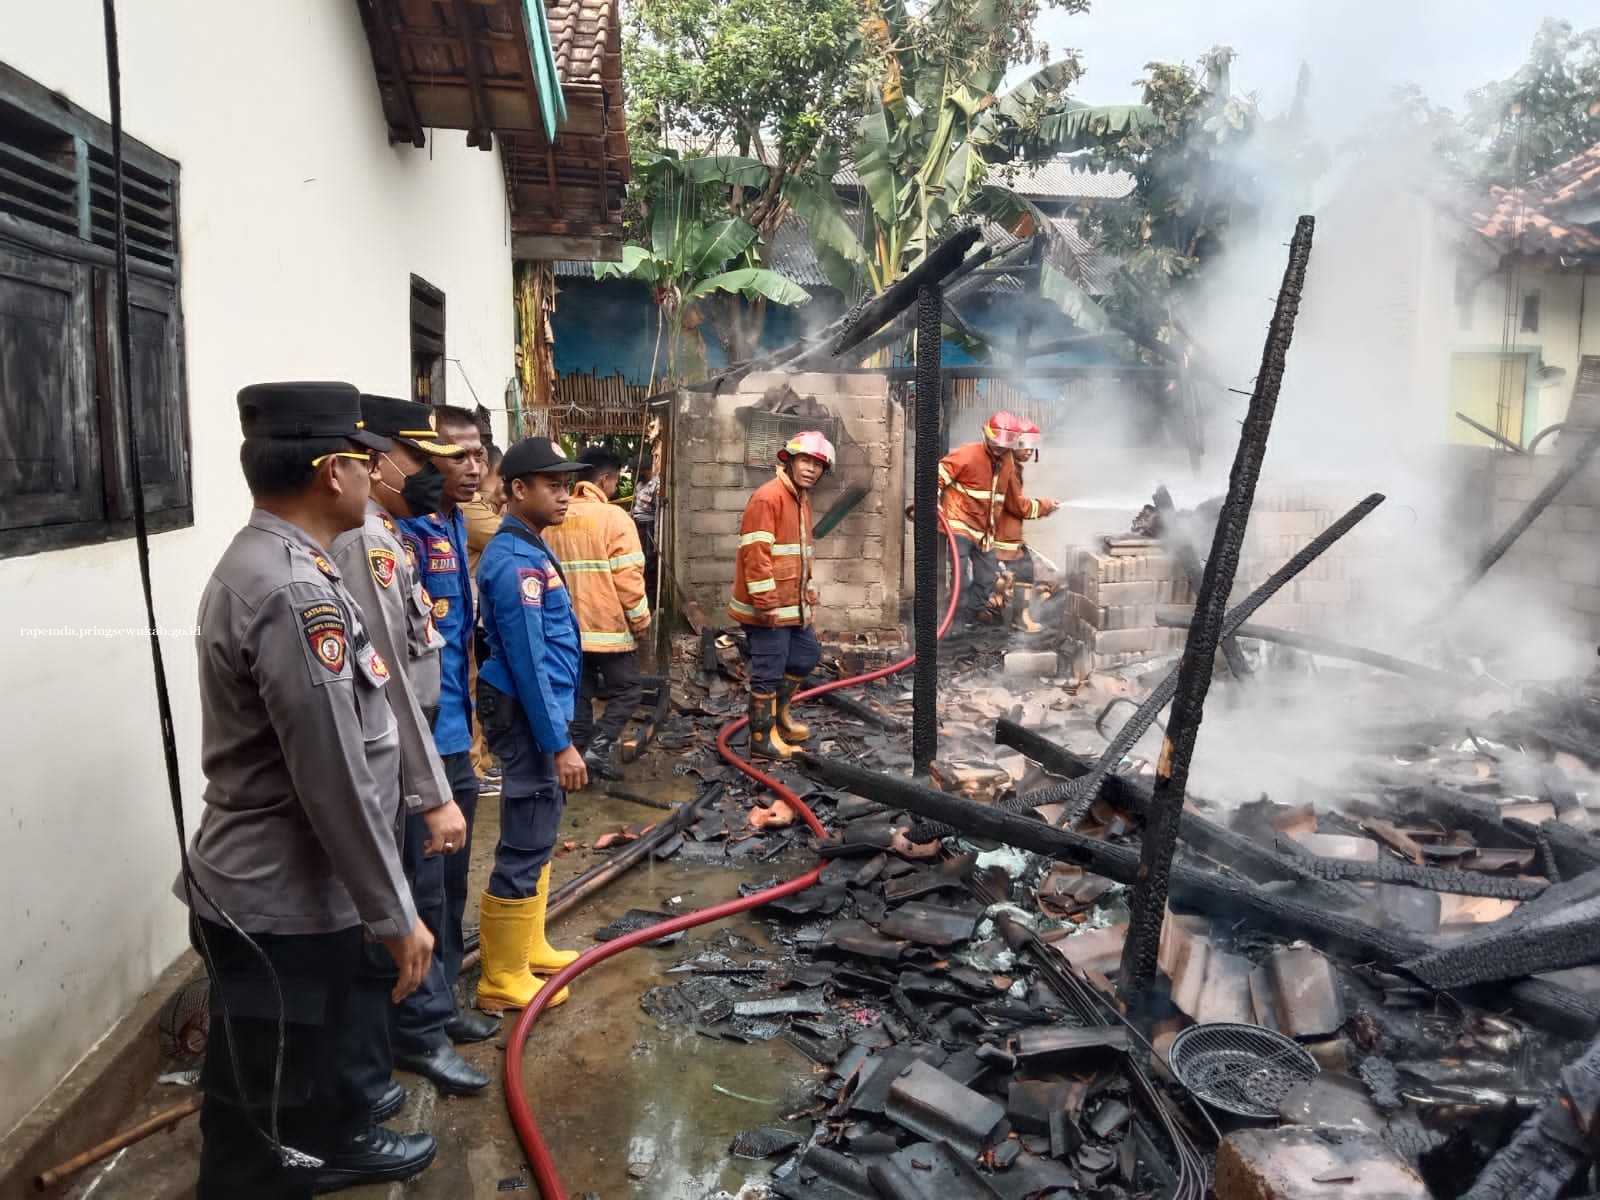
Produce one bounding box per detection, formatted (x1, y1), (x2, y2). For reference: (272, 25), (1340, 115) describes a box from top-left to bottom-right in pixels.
(63, 760), (808, 1199)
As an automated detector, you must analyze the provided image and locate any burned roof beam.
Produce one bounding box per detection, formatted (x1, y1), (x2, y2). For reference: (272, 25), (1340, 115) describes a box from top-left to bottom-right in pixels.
(796, 752), (1600, 1039)
(1290, 849), (1548, 900)
(822, 227), (985, 363)
(450, 0), (495, 149)
(1454, 409), (1527, 453)
(1154, 611), (1485, 690)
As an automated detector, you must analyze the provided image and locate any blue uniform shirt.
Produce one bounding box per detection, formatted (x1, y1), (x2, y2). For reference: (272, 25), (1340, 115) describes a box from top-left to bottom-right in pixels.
(477, 516), (582, 755)
(398, 508), (474, 755)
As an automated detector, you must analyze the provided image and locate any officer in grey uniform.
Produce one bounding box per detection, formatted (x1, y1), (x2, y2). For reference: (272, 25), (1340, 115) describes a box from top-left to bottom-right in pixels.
(331, 395), (496, 1112)
(179, 382), (437, 1198)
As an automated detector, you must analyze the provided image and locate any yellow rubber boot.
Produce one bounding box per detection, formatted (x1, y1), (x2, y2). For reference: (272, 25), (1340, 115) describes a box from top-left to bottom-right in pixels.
(775, 674), (810, 743)
(528, 863), (580, 975)
(748, 692), (796, 761)
(476, 891), (567, 1012)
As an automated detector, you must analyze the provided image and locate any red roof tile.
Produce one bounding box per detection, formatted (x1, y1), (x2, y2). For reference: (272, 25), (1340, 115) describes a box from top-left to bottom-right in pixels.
(1469, 141), (1600, 259)
(546, 0), (616, 87)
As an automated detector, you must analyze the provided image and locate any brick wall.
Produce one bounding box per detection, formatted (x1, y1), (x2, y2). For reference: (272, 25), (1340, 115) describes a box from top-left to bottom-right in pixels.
(667, 373), (905, 635)
(1060, 484), (1412, 674)
(1482, 450), (1600, 642)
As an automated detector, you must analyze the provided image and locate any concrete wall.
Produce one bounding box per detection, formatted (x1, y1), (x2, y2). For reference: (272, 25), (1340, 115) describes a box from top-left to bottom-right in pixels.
(0, 1), (514, 1137)
(669, 372), (905, 635)
(1483, 450), (1600, 643)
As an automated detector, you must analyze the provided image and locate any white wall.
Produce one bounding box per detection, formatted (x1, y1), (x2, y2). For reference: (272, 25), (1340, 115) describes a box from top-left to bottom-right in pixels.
(0, 0), (515, 1136)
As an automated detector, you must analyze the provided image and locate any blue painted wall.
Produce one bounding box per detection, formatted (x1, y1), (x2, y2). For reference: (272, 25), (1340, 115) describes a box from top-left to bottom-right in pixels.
(551, 277), (847, 384)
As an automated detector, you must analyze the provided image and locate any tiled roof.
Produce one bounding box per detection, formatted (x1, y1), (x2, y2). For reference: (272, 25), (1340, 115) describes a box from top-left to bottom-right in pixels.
(1469, 142), (1600, 259)
(546, 0), (614, 86)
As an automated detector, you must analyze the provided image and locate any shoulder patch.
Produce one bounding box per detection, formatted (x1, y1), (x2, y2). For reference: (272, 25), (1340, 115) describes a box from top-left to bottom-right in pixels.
(518, 567), (544, 607)
(368, 547), (398, 589)
(300, 602), (347, 674)
(368, 650), (390, 679)
(402, 540), (418, 570)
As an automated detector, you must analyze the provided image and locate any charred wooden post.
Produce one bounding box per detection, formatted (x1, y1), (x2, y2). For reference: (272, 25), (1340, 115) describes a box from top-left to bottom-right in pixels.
(1430, 422), (1600, 621)
(1118, 216), (1317, 1015)
(821, 689), (907, 732)
(795, 751), (1600, 1037)
(912, 282), (943, 772)
(1153, 484), (1250, 679)
(1461, 1030), (1600, 1200)
(1154, 612), (1484, 689)
(1404, 870), (1600, 989)
(1291, 849), (1548, 900)
(1505, 817), (1600, 878)
(1369, 773), (1537, 849)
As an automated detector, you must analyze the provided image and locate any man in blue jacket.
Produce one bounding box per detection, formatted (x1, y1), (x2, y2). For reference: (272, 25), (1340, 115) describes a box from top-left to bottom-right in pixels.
(473, 437), (587, 1012)
(396, 406), (484, 1035)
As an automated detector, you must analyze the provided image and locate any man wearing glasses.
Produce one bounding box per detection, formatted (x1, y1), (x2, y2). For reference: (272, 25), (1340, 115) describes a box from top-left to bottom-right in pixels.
(180, 382), (436, 1196)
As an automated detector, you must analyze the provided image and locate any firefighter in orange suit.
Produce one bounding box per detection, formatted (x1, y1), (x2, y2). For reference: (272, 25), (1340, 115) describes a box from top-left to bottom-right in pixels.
(729, 431), (834, 760)
(937, 411), (1058, 626)
(994, 416), (1050, 631)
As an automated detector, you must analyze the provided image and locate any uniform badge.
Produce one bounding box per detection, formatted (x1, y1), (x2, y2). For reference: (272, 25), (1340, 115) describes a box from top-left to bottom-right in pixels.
(432, 597), (451, 619)
(310, 553), (337, 580)
(300, 602), (347, 674)
(429, 538), (452, 555)
(378, 512), (398, 537)
(427, 537), (458, 573)
(368, 651), (389, 678)
(403, 541), (418, 570)
(518, 567), (543, 607)
(368, 547), (397, 589)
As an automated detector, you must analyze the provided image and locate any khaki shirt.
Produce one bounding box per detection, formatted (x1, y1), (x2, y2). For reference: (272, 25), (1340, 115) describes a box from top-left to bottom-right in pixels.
(179, 510), (416, 939)
(332, 500), (451, 815)
(462, 493), (502, 580)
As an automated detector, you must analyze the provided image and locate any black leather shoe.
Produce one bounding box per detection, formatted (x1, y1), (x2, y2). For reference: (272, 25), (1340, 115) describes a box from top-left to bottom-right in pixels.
(369, 1081), (406, 1124)
(444, 1009), (500, 1044)
(584, 735), (624, 781)
(312, 1126), (436, 1193)
(394, 1041), (491, 1095)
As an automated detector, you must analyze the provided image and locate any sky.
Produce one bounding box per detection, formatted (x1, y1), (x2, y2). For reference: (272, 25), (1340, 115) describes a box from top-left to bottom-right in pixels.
(1033, 1), (1596, 138)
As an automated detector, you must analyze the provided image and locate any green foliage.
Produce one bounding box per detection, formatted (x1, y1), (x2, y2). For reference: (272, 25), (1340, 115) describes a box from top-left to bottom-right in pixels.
(1458, 18), (1600, 185)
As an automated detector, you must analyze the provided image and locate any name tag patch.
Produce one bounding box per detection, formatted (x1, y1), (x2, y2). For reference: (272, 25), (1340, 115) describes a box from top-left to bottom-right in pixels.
(368, 547), (397, 589)
(301, 602), (347, 674)
(427, 538), (459, 574)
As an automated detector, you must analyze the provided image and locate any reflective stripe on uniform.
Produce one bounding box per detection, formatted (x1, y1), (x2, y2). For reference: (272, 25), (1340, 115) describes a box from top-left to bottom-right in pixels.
(740, 530), (776, 547)
(731, 598), (801, 622)
(561, 558), (611, 572)
(772, 543), (803, 556)
(746, 578), (777, 594)
(582, 630), (637, 648)
(624, 598), (650, 621)
(1027, 498), (1041, 519)
(610, 551), (645, 569)
(947, 481), (995, 501)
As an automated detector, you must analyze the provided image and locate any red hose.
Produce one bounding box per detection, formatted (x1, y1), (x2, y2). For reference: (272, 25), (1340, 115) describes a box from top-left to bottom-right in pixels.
(504, 516), (963, 1199)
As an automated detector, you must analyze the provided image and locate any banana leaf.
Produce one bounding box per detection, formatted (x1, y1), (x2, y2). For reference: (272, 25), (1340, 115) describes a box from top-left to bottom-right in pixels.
(686, 218), (760, 278)
(687, 268), (811, 306)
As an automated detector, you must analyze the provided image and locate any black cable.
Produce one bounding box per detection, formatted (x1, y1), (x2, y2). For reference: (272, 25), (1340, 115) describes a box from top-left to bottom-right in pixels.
(100, 0), (310, 1169)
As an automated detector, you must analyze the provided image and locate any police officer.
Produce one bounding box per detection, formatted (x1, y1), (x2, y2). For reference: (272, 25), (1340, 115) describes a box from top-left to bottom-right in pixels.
(330, 396), (496, 1116)
(396, 406), (483, 1015)
(473, 437), (586, 1012)
(179, 382), (435, 1197)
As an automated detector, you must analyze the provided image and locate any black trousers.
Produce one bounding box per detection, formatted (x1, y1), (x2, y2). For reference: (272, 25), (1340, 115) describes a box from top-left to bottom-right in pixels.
(570, 649), (643, 748)
(438, 750), (478, 992)
(193, 919), (365, 1200)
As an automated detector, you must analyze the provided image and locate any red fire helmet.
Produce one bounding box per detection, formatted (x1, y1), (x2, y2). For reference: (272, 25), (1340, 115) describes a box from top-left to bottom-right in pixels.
(778, 430), (836, 470)
(982, 410), (1026, 450)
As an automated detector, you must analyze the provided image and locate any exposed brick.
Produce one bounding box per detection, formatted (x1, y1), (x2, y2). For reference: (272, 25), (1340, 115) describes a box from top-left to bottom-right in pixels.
(686, 558), (732, 586)
(1102, 604), (1156, 631)
(1215, 1126), (1427, 1200)
(1097, 581), (1157, 606)
(688, 462), (746, 489)
(1094, 628), (1154, 655)
(712, 488), (753, 512)
(687, 509), (741, 537)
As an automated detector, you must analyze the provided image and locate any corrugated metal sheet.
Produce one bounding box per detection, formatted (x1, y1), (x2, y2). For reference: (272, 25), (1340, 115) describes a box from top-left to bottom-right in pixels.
(834, 158), (1134, 201)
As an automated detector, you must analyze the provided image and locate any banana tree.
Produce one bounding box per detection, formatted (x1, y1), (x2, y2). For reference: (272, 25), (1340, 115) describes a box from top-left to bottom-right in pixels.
(595, 158), (811, 384)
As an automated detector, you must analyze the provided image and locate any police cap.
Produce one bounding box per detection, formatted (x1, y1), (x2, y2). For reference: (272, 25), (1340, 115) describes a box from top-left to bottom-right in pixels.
(359, 394), (466, 458)
(501, 436), (582, 480)
(237, 381), (390, 451)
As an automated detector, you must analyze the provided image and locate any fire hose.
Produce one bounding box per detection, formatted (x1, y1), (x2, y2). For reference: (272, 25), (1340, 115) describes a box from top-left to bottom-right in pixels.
(503, 515), (962, 1198)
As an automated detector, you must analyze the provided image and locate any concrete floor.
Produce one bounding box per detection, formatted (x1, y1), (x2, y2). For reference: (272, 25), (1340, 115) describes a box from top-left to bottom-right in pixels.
(65, 759), (810, 1200)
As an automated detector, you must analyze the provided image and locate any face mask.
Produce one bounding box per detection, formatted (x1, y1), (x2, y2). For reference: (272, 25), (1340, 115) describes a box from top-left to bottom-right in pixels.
(381, 455), (446, 515)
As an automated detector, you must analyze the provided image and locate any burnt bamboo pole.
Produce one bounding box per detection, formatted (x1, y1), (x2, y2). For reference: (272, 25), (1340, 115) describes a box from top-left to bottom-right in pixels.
(1152, 485), (1251, 679)
(1154, 612), (1484, 689)
(795, 752), (1600, 1038)
(1429, 422), (1600, 621)
(904, 489), (1387, 843)
(912, 283), (943, 771)
(1119, 215), (1317, 1014)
